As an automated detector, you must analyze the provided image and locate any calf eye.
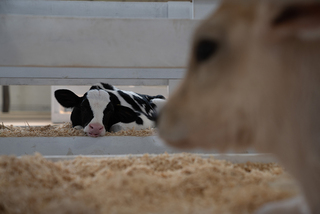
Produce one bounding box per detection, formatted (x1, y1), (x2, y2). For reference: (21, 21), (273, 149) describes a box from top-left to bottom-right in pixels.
(195, 39), (219, 63)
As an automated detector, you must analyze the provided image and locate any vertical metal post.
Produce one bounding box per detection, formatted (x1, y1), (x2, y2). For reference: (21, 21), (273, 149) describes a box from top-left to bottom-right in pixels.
(2, 86), (10, 113)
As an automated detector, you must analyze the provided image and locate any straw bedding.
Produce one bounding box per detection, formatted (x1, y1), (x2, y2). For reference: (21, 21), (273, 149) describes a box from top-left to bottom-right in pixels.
(0, 153), (299, 214)
(0, 123), (155, 137)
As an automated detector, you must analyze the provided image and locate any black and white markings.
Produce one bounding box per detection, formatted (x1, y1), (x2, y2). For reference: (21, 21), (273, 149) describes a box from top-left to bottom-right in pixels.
(55, 82), (166, 137)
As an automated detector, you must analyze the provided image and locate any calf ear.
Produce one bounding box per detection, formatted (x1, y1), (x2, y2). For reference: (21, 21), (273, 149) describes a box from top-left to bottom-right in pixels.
(272, 2), (320, 39)
(54, 89), (82, 108)
(114, 106), (138, 123)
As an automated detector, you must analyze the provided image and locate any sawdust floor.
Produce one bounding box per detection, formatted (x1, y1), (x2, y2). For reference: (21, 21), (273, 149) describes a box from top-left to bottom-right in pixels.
(0, 153), (300, 214)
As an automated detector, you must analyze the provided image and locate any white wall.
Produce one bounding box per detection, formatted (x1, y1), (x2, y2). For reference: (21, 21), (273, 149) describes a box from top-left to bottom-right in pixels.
(0, 86), (51, 112)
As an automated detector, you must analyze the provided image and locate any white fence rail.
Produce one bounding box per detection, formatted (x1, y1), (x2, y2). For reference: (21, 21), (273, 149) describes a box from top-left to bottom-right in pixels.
(0, 15), (198, 68)
(0, 0), (217, 123)
(0, 1), (199, 89)
(0, 1), (193, 19)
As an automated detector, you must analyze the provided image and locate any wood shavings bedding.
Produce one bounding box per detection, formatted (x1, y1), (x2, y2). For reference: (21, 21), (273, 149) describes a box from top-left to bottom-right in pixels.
(0, 153), (299, 214)
(0, 122), (155, 137)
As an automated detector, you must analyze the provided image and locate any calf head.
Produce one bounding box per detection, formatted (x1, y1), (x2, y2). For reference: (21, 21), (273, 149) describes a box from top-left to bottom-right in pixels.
(158, 0), (320, 153)
(55, 88), (137, 137)
(158, 1), (320, 210)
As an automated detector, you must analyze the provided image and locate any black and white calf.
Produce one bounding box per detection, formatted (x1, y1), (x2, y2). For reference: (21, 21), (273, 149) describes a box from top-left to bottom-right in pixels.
(55, 83), (166, 137)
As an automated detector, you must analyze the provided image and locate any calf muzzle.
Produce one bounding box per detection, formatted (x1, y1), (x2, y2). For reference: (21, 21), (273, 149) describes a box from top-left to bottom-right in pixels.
(88, 123), (104, 137)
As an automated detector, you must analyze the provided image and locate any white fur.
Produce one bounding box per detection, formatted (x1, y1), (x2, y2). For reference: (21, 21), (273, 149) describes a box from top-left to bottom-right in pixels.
(83, 90), (110, 136)
(110, 114), (155, 132)
(95, 83), (150, 115)
(255, 196), (311, 214)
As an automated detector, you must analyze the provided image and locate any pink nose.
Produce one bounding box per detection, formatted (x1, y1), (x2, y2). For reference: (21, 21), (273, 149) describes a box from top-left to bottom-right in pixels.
(88, 123), (104, 137)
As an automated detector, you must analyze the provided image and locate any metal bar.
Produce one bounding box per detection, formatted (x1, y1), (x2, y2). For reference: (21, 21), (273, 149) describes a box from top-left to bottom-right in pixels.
(0, 78), (172, 86)
(0, 67), (185, 79)
(0, 67), (185, 85)
(0, 1), (191, 19)
(2, 85), (10, 112)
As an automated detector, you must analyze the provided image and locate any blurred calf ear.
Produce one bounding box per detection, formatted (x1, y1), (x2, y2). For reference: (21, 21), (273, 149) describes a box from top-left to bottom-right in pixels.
(54, 89), (82, 108)
(272, 2), (320, 39)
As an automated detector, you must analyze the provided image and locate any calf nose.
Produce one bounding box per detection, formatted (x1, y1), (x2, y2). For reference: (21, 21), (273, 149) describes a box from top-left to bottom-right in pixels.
(88, 123), (104, 137)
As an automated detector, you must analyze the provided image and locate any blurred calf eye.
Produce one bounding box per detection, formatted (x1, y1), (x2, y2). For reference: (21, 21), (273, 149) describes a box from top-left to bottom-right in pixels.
(195, 39), (219, 63)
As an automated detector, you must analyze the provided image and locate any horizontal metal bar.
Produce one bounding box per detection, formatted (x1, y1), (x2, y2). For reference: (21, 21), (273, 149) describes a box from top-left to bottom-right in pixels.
(0, 67), (185, 79)
(0, 78), (172, 86)
(0, 1), (193, 19)
(0, 67), (185, 85)
(0, 1), (169, 18)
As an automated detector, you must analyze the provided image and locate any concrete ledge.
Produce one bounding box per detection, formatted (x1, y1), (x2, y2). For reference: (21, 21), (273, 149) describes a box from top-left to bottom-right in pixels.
(0, 136), (277, 163)
(0, 136), (219, 156)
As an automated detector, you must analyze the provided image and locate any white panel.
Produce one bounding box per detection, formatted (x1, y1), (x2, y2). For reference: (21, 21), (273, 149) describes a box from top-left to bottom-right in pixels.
(0, 78), (170, 86)
(168, 79), (182, 95)
(168, 1), (193, 19)
(0, 67), (185, 79)
(193, 0), (221, 20)
(0, 67), (186, 85)
(0, 1), (169, 18)
(0, 15), (199, 68)
(0, 1), (192, 19)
